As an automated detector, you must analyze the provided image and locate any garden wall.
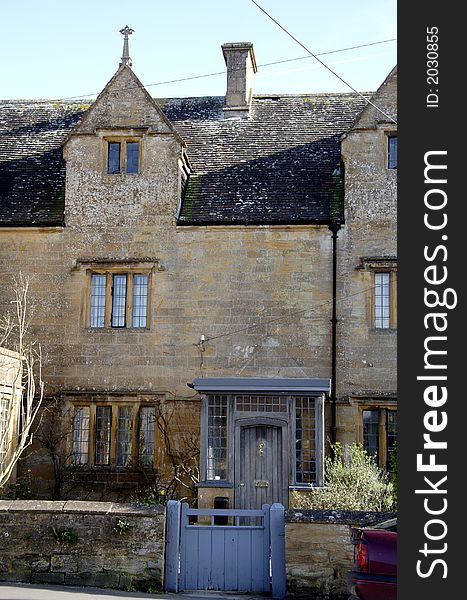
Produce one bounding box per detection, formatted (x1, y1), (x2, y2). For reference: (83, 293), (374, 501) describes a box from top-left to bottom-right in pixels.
(0, 501), (395, 597)
(285, 509), (396, 599)
(0, 500), (165, 591)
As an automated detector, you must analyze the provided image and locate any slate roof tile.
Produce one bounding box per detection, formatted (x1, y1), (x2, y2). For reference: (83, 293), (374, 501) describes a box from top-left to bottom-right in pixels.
(0, 93), (369, 226)
(0, 101), (86, 226)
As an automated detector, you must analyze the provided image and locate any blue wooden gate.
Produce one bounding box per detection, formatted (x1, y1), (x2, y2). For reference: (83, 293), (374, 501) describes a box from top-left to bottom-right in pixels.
(165, 501), (286, 599)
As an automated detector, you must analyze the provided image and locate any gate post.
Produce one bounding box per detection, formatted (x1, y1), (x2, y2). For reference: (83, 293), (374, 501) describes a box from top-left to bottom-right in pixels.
(164, 500), (181, 592)
(270, 503), (286, 599)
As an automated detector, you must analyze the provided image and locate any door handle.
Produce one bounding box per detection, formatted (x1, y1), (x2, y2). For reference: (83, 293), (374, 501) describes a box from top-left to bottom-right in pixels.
(238, 483), (245, 487)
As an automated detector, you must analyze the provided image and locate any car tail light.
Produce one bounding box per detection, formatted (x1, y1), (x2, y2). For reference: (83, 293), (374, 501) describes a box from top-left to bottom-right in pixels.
(356, 542), (369, 572)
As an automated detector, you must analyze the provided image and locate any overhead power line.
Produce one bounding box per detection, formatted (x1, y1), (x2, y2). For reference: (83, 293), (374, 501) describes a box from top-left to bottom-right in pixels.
(249, 0), (397, 124)
(158, 282), (383, 348)
(58, 37), (396, 101)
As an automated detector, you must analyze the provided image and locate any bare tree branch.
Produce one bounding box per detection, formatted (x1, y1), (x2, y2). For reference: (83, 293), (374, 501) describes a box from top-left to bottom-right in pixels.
(0, 275), (44, 489)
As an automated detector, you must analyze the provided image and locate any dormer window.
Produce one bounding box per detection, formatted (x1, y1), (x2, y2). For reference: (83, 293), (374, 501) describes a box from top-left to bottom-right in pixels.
(106, 139), (141, 174)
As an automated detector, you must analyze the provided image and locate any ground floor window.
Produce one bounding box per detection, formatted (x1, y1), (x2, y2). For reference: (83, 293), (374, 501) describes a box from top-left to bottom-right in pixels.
(294, 397), (317, 484)
(71, 399), (159, 467)
(362, 407), (397, 470)
(206, 395), (228, 480)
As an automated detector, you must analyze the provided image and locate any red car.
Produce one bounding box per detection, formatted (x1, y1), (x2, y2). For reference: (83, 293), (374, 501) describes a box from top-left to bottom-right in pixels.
(347, 518), (397, 600)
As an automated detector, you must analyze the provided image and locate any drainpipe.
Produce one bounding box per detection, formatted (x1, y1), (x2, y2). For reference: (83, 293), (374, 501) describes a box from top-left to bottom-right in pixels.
(329, 165), (344, 449)
(329, 221), (341, 448)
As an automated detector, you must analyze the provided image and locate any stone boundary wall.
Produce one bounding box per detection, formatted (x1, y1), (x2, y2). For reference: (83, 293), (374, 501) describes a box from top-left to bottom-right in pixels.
(0, 500), (165, 591)
(285, 509), (396, 599)
(0, 501), (395, 597)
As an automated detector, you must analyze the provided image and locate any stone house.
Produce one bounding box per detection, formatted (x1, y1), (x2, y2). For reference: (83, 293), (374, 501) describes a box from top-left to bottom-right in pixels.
(0, 33), (397, 506)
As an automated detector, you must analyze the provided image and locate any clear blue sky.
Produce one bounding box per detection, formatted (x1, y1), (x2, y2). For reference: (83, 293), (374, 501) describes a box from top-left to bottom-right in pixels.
(2, 0), (396, 100)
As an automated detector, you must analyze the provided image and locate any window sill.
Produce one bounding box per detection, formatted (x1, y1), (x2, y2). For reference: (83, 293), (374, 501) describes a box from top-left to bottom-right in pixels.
(289, 484), (322, 490)
(104, 172), (140, 177)
(66, 464), (155, 471)
(86, 327), (151, 332)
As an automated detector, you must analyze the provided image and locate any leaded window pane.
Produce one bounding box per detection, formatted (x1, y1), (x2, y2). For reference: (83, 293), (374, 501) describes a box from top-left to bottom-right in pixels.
(116, 407), (133, 466)
(126, 142), (139, 174)
(388, 135), (397, 169)
(295, 397), (316, 484)
(235, 394), (287, 413)
(111, 274), (127, 327)
(90, 274), (106, 328)
(207, 395), (228, 480)
(108, 142), (121, 174)
(387, 410), (397, 470)
(363, 409), (380, 462)
(72, 407), (90, 465)
(375, 272), (390, 329)
(139, 406), (156, 466)
(132, 274), (148, 328)
(95, 406), (112, 465)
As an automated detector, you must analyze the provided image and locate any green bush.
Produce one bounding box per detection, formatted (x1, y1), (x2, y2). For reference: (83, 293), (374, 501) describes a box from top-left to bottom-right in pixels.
(292, 443), (394, 512)
(389, 443), (397, 508)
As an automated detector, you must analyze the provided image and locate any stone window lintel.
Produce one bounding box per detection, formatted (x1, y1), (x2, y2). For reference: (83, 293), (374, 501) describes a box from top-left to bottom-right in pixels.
(356, 257), (397, 271)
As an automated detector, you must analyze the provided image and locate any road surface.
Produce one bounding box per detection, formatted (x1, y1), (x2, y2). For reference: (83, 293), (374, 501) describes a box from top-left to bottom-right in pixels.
(0, 584), (267, 600)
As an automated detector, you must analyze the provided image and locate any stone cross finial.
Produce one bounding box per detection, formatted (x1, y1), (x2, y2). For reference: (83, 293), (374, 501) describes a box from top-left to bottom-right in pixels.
(119, 26), (134, 67)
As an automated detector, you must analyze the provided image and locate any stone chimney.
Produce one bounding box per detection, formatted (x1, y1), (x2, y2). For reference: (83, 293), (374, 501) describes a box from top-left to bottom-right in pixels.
(222, 43), (257, 118)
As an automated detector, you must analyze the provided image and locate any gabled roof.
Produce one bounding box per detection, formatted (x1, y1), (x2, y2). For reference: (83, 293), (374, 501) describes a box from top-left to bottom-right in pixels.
(69, 64), (182, 142)
(351, 66), (397, 130)
(0, 92), (370, 227)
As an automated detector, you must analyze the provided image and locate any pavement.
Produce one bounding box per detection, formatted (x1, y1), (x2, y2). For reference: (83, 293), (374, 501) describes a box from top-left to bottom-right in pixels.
(0, 584), (268, 600)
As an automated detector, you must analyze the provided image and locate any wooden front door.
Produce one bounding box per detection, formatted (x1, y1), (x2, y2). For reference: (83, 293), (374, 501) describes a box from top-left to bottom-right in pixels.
(235, 419), (288, 509)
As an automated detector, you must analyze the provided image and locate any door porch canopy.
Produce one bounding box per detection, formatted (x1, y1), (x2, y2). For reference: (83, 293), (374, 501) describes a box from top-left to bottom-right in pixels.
(190, 377), (331, 395)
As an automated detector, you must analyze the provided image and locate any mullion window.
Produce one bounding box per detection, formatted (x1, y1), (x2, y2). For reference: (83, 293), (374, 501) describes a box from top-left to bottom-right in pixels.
(206, 395), (228, 480)
(94, 406), (112, 465)
(363, 409), (380, 461)
(375, 272), (391, 329)
(72, 407), (90, 465)
(132, 274), (148, 327)
(139, 406), (156, 465)
(90, 274), (106, 328)
(111, 274), (127, 327)
(295, 397), (317, 484)
(108, 142), (121, 174)
(71, 402), (158, 468)
(107, 140), (140, 174)
(362, 408), (397, 469)
(388, 135), (397, 169)
(90, 272), (148, 329)
(126, 142), (139, 174)
(116, 407), (133, 466)
(387, 410), (397, 471)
